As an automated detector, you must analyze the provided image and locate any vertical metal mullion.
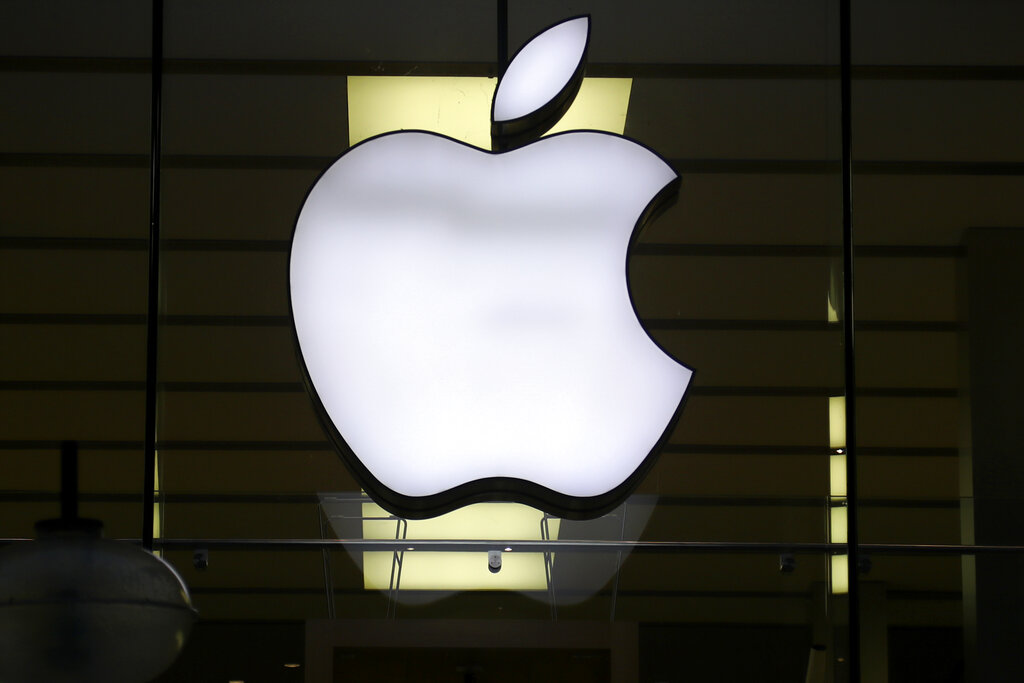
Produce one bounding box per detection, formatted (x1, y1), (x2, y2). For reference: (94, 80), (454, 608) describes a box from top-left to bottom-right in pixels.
(497, 0), (508, 77)
(839, 0), (861, 680)
(142, 0), (164, 552)
(317, 505), (336, 619)
(61, 441), (78, 521)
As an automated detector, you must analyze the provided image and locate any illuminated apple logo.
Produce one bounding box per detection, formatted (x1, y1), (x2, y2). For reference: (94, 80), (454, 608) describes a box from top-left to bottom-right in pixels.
(290, 16), (692, 519)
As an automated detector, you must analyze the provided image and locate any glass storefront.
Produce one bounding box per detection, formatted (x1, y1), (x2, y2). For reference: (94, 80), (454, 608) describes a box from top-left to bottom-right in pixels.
(1, 2), (1022, 681)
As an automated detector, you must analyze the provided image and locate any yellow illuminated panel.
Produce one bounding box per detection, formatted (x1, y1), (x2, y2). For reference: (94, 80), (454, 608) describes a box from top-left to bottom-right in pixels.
(348, 77), (495, 148)
(830, 454), (847, 497)
(827, 395), (848, 595)
(829, 503), (848, 544)
(546, 78), (632, 136)
(347, 76), (632, 148)
(363, 551), (551, 591)
(829, 395), (846, 450)
(153, 450), (162, 557)
(830, 554), (849, 594)
(361, 502), (560, 591)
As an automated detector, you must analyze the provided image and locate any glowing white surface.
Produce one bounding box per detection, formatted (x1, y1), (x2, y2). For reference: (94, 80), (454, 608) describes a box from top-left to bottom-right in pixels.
(291, 131), (691, 498)
(492, 17), (589, 123)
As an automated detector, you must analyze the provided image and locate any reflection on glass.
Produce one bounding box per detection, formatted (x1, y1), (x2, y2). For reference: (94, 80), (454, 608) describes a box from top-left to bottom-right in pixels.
(828, 396), (848, 595)
(361, 501), (560, 591)
(319, 493), (655, 606)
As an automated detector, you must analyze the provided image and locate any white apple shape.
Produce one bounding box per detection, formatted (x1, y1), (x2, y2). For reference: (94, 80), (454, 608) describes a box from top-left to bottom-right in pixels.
(289, 16), (692, 519)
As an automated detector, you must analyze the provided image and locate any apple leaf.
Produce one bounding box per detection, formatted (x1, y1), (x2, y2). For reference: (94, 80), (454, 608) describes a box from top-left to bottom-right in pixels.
(491, 16), (590, 151)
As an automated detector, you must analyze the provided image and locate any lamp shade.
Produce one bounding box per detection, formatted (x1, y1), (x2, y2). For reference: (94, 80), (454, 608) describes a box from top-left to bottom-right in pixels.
(0, 520), (195, 683)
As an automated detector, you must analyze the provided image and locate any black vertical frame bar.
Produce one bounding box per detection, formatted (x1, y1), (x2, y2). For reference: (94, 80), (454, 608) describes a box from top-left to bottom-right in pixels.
(60, 441), (78, 521)
(497, 0), (509, 76)
(839, 0), (861, 680)
(142, 0), (164, 552)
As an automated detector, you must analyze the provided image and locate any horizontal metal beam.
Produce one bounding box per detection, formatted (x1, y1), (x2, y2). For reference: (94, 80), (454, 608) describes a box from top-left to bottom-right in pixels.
(0, 537), (1015, 555)
(0, 313), (959, 333)
(2, 152), (1023, 176)
(0, 380), (958, 400)
(0, 236), (967, 259)
(3, 56), (1023, 80)
(0, 491), (960, 509)
(0, 439), (958, 457)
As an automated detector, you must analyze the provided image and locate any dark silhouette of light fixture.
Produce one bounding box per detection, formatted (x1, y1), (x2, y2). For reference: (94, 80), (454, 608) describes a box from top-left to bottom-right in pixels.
(0, 442), (195, 683)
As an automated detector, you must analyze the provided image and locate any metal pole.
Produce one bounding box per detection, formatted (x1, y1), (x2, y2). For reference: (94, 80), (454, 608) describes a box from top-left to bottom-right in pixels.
(60, 441), (78, 521)
(142, 0), (164, 552)
(839, 0), (861, 680)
